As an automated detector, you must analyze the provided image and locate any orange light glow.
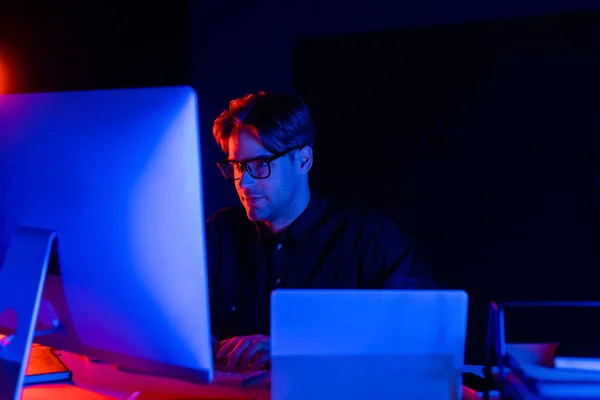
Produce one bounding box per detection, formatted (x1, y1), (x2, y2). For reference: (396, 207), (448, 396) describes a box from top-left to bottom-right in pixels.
(0, 59), (6, 93)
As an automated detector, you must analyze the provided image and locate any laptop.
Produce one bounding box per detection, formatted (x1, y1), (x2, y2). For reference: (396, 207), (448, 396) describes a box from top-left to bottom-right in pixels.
(270, 290), (468, 400)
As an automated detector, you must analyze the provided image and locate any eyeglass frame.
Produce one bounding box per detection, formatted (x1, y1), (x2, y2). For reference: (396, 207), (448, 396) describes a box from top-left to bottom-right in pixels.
(216, 146), (304, 180)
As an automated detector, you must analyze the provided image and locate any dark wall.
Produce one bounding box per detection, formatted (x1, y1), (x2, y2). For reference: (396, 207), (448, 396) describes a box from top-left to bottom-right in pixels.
(189, 3), (600, 363)
(191, 0), (598, 217)
(294, 11), (600, 363)
(0, 3), (190, 94)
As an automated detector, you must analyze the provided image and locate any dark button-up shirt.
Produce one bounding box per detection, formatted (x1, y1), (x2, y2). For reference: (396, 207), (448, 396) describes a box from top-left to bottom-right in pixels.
(205, 194), (437, 340)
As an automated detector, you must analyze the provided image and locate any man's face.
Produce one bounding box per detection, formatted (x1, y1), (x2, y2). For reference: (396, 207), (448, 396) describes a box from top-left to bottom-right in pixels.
(227, 127), (300, 223)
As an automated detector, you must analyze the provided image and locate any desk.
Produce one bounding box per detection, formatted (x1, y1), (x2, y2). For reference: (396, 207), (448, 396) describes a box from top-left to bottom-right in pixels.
(21, 351), (486, 400)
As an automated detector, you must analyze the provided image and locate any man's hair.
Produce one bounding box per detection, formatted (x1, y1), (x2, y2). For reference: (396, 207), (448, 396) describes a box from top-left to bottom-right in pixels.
(212, 92), (316, 155)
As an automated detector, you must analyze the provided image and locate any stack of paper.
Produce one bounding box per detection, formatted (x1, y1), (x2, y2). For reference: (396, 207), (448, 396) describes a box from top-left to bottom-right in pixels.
(505, 343), (600, 399)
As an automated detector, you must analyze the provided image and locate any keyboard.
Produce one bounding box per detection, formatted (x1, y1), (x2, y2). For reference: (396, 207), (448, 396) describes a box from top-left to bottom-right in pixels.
(213, 360), (269, 387)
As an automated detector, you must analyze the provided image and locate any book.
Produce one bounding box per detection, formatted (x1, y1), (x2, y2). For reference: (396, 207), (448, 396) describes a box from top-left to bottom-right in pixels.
(0, 334), (73, 384)
(25, 344), (72, 384)
(554, 343), (600, 373)
(506, 343), (600, 398)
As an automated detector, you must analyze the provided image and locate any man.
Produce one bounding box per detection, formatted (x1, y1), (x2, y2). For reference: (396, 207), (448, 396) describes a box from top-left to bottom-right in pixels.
(206, 92), (436, 371)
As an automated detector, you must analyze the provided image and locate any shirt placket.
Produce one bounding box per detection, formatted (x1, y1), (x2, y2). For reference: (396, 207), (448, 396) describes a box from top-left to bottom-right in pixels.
(271, 240), (287, 290)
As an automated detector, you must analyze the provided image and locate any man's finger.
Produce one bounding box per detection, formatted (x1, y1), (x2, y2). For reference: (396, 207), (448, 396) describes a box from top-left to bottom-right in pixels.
(239, 340), (265, 370)
(227, 339), (252, 369)
(250, 351), (270, 371)
(216, 337), (240, 359)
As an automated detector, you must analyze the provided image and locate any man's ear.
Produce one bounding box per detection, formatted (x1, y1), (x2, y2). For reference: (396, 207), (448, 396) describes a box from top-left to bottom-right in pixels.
(297, 146), (313, 174)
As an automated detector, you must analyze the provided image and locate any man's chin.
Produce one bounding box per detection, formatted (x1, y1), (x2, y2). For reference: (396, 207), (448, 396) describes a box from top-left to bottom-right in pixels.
(245, 206), (269, 222)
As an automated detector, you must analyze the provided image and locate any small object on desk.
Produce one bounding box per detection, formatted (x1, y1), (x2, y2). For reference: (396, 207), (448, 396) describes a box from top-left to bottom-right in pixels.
(25, 345), (72, 384)
(80, 355), (111, 363)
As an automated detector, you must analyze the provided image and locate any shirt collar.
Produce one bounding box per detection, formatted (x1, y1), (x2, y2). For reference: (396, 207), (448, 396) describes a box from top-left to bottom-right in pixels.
(254, 193), (326, 244)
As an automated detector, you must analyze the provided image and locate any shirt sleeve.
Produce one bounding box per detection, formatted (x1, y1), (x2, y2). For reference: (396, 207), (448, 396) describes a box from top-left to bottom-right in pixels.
(358, 214), (438, 289)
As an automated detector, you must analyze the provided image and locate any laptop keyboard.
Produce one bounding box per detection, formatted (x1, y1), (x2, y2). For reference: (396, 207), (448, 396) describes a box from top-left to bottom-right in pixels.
(213, 359), (269, 386)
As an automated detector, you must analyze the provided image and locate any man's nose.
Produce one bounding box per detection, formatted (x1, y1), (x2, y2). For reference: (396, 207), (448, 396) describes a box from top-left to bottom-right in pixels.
(238, 168), (255, 188)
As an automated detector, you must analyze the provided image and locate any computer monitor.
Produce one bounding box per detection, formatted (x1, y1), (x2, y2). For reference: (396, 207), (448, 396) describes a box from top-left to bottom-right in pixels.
(0, 87), (213, 388)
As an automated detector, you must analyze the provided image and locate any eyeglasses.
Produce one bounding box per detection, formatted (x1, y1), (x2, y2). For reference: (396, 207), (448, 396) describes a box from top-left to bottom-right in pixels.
(217, 147), (301, 180)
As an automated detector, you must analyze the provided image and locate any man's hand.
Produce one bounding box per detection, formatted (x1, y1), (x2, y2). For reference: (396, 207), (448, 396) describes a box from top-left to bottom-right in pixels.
(216, 334), (270, 371)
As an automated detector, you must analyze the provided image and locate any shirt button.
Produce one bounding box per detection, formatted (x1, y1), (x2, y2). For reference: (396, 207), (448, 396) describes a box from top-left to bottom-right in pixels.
(276, 278), (281, 284)
(276, 244), (282, 250)
(230, 306), (236, 312)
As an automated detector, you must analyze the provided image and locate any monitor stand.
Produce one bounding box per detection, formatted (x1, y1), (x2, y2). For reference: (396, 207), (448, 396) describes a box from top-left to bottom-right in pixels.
(0, 227), (56, 400)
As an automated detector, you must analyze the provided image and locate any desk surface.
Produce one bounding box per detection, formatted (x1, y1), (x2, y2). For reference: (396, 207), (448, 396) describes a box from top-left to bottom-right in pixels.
(21, 351), (486, 400)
